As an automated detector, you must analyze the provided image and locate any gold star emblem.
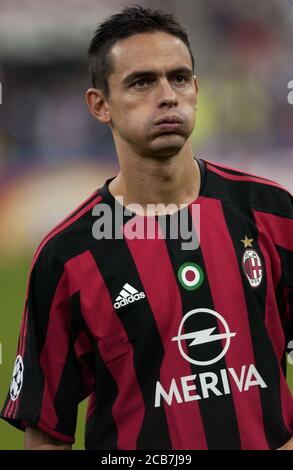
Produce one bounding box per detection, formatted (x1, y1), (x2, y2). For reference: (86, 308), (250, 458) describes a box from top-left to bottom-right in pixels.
(241, 235), (254, 248)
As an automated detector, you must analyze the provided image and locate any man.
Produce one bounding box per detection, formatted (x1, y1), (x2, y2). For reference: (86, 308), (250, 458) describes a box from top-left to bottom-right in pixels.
(1, 5), (293, 450)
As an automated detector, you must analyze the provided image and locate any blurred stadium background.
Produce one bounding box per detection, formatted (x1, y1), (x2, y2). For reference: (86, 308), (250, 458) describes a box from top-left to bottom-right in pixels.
(0, 0), (292, 449)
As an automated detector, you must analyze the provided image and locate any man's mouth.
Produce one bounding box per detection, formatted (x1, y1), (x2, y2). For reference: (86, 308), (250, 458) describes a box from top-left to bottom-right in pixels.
(154, 115), (184, 131)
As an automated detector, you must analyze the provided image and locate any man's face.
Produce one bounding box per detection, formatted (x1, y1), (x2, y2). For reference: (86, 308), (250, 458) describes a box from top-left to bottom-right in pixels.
(106, 31), (198, 158)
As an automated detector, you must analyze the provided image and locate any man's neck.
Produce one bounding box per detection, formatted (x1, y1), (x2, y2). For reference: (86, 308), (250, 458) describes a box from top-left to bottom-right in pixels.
(108, 143), (201, 214)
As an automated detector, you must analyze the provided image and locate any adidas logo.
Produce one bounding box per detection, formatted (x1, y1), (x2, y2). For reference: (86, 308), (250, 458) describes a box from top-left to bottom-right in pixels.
(114, 283), (146, 309)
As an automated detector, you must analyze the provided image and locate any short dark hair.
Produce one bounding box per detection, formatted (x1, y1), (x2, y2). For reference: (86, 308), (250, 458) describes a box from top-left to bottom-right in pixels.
(88, 5), (195, 98)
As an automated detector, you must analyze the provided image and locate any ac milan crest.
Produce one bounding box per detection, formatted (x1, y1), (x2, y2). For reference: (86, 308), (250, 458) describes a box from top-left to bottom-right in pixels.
(242, 249), (263, 287)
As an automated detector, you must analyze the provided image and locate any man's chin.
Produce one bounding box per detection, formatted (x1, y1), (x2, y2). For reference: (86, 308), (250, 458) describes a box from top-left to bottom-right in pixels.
(148, 134), (187, 157)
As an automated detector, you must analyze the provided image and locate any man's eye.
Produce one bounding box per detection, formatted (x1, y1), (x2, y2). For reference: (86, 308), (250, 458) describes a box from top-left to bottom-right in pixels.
(133, 78), (152, 88)
(173, 75), (187, 84)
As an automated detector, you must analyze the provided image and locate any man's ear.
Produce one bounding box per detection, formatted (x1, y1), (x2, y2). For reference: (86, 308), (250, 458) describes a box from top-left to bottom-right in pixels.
(193, 75), (199, 109)
(86, 88), (112, 124)
(193, 75), (199, 94)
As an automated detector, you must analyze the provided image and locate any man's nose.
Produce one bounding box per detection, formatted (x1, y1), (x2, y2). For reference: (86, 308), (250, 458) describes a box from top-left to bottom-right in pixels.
(157, 78), (178, 107)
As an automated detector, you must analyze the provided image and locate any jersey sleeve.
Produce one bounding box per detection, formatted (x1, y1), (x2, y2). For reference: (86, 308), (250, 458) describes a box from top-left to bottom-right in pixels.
(0, 244), (94, 444)
(273, 191), (293, 357)
(254, 188), (293, 359)
(278, 192), (293, 357)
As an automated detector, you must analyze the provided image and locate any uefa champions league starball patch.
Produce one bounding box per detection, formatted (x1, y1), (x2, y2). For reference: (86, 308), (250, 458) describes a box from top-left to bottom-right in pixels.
(178, 262), (204, 291)
(242, 249), (263, 288)
(10, 355), (24, 401)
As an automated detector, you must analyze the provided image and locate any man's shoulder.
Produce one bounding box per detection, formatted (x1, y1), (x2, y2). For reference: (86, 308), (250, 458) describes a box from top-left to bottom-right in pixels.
(32, 187), (105, 269)
(202, 158), (292, 217)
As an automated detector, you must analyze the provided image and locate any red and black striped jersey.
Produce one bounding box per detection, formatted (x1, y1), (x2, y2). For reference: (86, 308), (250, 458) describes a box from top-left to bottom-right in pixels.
(1, 158), (293, 449)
